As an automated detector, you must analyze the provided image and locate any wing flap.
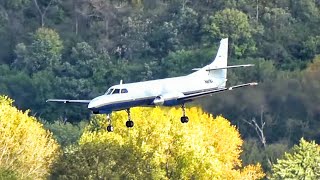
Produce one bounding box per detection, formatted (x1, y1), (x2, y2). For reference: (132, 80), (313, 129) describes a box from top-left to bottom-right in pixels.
(178, 82), (258, 101)
(46, 99), (91, 104)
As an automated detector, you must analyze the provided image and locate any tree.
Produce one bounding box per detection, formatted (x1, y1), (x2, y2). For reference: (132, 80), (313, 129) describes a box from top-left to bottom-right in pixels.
(44, 121), (87, 147)
(163, 47), (215, 77)
(13, 27), (63, 74)
(32, 0), (55, 27)
(0, 95), (60, 179)
(53, 107), (265, 179)
(206, 8), (257, 57)
(270, 138), (320, 179)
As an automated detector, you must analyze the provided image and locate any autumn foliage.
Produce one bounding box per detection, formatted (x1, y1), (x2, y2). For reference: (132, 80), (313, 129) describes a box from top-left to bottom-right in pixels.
(0, 96), (60, 179)
(54, 107), (264, 179)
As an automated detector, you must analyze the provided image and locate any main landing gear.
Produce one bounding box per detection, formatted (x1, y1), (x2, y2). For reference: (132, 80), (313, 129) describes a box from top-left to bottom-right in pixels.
(181, 104), (189, 123)
(106, 109), (134, 132)
(126, 109), (134, 128)
(106, 105), (187, 132)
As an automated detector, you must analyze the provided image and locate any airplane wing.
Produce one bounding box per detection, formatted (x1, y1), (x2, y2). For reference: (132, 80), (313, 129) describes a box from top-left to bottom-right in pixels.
(178, 82), (258, 101)
(46, 99), (91, 104)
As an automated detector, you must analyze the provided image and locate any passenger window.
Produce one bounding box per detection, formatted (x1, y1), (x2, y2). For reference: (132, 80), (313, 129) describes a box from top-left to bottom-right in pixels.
(121, 89), (128, 93)
(113, 89), (120, 94)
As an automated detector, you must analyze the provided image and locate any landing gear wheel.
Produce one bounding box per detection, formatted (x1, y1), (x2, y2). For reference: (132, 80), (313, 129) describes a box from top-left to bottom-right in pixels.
(107, 124), (114, 132)
(181, 116), (189, 123)
(125, 109), (134, 128)
(106, 114), (114, 132)
(180, 104), (189, 123)
(126, 120), (134, 128)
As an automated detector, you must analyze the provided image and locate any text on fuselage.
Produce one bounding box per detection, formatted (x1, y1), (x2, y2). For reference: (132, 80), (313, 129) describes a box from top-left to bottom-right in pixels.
(204, 79), (213, 84)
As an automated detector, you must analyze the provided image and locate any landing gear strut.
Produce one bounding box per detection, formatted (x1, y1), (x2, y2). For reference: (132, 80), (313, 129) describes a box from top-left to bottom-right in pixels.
(106, 114), (114, 132)
(126, 109), (134, 128)
(181, 104), (189, 123)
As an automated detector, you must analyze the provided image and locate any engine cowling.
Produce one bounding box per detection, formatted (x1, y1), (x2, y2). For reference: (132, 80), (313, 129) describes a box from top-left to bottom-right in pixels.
(153, 92), (185, 106)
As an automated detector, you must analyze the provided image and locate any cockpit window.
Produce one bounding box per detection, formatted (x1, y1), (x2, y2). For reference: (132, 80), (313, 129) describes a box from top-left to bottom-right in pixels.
(112, 89), (120, 94)
(106, 88), (113, 95)
(121, 89), (128, 93)
(105, 88), (128, 95)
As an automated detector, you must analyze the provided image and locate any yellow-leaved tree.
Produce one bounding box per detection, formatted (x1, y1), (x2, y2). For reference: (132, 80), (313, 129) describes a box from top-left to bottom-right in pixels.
(0, 96), (60, 179)
(53, 107), (264, 179)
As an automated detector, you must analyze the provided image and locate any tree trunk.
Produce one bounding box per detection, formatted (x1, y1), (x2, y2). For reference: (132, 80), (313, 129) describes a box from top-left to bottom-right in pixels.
(256, 0), (259, 21)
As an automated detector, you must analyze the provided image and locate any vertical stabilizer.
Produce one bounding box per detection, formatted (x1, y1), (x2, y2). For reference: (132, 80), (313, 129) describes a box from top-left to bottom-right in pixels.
(190, 38), (228, 87)
(208, 38), (228, 83)
(209, 38), (228, 68)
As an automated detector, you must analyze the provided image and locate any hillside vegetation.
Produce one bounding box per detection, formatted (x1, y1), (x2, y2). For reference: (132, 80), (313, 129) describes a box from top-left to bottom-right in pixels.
(0, 0), (319, 176)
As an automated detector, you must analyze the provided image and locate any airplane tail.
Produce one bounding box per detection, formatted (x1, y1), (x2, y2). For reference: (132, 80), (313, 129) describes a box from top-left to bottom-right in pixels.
(207, 38), (228, 80)
(190, 38), (254, 88)
(190, 38), (229, 87)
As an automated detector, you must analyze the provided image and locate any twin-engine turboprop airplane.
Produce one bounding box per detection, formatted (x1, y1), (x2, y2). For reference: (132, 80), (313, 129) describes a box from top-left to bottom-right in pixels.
(47, 38), (257, 132)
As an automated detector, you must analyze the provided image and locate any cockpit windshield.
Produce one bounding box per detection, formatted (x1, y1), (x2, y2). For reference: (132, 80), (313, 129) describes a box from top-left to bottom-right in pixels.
(105, 88), (128, 95)
(105, 88), (113, 95)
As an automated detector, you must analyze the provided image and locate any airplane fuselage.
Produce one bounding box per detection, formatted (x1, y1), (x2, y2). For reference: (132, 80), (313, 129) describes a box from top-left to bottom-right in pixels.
(88, 73), (225, 114)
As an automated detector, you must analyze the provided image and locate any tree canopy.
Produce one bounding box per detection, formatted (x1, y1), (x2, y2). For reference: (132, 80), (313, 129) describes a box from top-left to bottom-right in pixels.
(0, 96), (60, 179)
(271, 138), (320, 179)
(52, 107), (265, 179)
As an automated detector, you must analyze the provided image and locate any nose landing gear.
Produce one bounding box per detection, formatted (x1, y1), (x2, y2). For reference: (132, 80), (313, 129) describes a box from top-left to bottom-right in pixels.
(106, 114), (114, 132)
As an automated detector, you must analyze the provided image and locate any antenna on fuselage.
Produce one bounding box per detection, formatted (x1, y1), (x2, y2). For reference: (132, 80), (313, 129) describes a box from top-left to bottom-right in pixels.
(120, 80), (123, 85)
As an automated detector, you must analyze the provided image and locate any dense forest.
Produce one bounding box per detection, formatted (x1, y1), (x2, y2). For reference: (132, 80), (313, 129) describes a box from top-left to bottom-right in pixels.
(0, 0), (320, 177)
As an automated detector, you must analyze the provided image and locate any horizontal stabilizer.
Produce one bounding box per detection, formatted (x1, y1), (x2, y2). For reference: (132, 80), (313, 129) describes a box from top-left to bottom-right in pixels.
(205, 64), (254, 71)
(192, 64), (254, 71)
(46, 99), (91, 104)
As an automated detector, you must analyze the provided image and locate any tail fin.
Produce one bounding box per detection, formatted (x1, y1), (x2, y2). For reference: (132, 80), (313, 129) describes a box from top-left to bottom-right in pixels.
(209, 38), (228, 69)
(191, 38), (228, 84)
(207, 38), (228, 82)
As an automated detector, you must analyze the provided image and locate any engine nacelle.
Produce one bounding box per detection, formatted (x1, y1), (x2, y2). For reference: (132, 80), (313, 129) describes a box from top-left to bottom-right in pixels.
(153, 92), (185, 106)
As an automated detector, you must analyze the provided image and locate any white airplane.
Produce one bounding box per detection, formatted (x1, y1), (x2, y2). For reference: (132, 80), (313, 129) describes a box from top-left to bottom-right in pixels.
(47, 38), (257, 132)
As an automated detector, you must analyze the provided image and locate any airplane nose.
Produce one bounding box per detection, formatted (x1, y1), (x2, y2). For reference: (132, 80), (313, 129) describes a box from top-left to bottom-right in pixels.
(88, 101), (95, 109)
(87, 96), (105, 109)
(88, 99), (99, 109)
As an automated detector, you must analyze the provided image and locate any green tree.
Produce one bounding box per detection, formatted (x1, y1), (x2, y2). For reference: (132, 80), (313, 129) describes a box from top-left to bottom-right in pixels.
(241, 138), (289, 172)
(44, 121), (87, 147)
(3, 0), (30, 10)
(0, 168), (17, 180)
(270, 138), (320, 179)
(207, 8), (257, 57)
(13, 27), (63, 74)
(56, 41), (111, 98)
(163, 47), (215, 77)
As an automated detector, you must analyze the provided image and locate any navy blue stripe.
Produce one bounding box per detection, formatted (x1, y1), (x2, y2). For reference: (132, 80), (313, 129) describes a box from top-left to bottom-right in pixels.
(91, 88), (217, 114)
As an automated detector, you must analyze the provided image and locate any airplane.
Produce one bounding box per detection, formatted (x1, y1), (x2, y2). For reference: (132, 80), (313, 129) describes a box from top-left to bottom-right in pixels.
(47, 38), (257, 132)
